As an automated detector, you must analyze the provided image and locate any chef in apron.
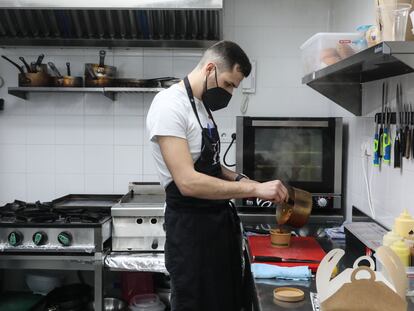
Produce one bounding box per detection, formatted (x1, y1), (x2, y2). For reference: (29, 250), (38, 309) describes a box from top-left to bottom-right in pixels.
(147, 41), (288, 311)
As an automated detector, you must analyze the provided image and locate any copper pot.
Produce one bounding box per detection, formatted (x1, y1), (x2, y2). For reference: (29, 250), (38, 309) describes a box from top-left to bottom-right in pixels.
(52, 76), (84, 87)
(18, 72), (51, 87)
(84, 50), (116, 79)
(84, 77), (114, 87)
(276, 186), (312, 228)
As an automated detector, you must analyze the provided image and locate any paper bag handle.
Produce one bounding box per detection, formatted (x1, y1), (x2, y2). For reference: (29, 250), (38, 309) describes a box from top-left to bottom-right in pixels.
(351, 266), (376, 282)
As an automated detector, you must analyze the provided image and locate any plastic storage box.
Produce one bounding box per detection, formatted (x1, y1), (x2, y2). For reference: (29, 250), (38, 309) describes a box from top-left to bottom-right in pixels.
(300, 32), (364, 76)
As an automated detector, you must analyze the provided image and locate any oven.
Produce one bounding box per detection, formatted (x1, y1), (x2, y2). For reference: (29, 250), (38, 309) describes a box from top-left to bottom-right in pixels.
(236, 117), (343, 215)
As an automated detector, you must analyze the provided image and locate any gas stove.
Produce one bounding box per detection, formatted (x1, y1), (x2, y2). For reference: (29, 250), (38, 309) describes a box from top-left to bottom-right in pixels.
(0, 195), (122, 253)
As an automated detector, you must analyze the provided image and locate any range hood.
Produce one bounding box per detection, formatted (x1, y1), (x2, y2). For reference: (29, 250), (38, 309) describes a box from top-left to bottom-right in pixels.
(0, 0), (223, 48)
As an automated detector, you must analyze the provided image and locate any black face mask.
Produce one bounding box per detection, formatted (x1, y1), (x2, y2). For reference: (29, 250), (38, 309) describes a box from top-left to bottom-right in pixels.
(202, 68), (232, 111)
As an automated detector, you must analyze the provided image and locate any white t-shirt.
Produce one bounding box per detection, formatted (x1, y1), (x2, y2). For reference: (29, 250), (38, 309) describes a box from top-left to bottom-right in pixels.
(146, 83), (214, 188)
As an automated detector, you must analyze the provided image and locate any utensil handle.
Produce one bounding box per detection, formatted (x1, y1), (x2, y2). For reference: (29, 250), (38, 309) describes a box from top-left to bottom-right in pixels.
(99, 50), (105, 67)
(48, 62), (63, 79)
(19, 57), (32, 73)
(394, 136), (401, 168)
(66, 62), (71, 76)
(1, 55), (25, 74)
(254, 256), (282, 262)
(383, 129), (391, 163)
(379, 128), (384, 158)
(373, 133), (380, 167)
(254, 256), (320, 264)
(35, 54), (44, 66)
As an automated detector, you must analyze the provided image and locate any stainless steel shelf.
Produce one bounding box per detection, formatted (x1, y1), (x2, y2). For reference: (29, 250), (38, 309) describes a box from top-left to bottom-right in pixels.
(302, 41), (414, 116)
(8, 86), (165, 101)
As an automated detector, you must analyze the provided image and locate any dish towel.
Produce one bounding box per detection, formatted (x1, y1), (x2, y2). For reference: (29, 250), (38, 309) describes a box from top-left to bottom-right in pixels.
(324, 225), (346, 240)
(251, 263), (311, 280)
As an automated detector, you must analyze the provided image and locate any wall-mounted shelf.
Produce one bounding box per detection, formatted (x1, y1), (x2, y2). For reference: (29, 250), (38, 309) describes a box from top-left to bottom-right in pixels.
(8, 87), (165, 101)
(302, 41), (414, 116)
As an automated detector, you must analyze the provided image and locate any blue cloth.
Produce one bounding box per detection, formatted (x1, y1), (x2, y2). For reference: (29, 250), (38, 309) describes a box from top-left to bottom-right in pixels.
(251, 263), (311, 280)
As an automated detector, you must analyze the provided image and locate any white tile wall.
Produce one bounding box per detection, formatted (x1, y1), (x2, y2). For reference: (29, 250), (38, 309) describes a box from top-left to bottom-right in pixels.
(0, 0), (345, 204)
(345, 76), (414, 228)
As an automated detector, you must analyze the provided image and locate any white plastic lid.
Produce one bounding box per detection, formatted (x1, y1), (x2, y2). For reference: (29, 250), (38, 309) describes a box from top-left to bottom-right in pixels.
(300, 32), (361, 50)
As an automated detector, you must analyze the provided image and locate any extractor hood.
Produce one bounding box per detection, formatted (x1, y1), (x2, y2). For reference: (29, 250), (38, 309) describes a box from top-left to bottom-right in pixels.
(0, 0), (223, 48)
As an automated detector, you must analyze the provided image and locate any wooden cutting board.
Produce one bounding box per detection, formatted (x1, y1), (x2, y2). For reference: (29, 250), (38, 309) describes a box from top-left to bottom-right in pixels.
(248, 236), (326, 272)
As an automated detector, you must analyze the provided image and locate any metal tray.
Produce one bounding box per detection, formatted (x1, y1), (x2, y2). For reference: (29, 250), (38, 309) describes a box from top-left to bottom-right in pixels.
(52, 194), (123, 210)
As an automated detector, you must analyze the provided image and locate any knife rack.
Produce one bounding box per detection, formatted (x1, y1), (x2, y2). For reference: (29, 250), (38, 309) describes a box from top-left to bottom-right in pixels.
(374, 112), (414, 125)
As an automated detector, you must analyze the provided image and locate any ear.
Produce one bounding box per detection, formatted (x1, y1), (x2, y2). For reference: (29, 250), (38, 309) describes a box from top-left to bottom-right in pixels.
(204, 62), (215, 76)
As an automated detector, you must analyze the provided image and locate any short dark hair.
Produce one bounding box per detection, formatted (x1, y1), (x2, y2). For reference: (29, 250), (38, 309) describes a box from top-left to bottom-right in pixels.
(200, 40), (252, 77)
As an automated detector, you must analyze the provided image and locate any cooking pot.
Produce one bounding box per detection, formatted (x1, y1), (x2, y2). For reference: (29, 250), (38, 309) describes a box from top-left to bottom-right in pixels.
(84, 50), (116, 79)
(275, 186), (312, 228)
(18, 72), (51, 87)
(49, 61), (83, 87)
(2, 55), (51, 87)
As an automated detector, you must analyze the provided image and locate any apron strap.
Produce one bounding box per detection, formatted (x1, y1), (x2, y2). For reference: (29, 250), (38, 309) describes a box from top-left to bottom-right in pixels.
(183, 76), (218, 130)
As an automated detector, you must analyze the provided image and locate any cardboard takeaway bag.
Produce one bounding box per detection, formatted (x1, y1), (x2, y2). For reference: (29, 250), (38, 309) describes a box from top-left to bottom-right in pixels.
(375, 0), (414, 41)
(321, 266), (407, 311)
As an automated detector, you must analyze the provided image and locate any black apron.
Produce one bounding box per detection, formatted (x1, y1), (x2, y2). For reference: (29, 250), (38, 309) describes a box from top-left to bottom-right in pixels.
(164, 77), (243, 311)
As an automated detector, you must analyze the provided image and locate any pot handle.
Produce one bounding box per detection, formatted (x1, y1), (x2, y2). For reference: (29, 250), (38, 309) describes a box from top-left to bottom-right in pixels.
(99, 50), (106, 67)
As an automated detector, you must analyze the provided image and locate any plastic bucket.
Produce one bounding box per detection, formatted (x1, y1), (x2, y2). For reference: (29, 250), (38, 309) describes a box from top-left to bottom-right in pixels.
(377, 3), (412, 41)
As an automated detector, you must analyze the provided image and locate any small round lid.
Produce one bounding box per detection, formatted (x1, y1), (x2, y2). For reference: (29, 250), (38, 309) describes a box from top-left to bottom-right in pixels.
(273, 287), (305, 302)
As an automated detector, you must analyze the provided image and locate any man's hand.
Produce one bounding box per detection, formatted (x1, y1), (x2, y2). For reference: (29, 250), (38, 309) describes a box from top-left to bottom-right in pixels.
(254, 180), (288, 204)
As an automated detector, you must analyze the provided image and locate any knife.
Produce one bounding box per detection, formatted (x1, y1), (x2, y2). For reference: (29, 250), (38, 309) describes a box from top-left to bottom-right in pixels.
(253, 255), (320, 264)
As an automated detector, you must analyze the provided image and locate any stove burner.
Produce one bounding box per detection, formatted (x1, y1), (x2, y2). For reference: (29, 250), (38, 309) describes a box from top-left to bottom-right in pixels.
(0, 200), (109, 225)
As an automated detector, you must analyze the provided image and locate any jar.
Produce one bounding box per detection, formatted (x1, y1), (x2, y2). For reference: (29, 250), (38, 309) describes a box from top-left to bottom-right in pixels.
(390, 240), (410, 267)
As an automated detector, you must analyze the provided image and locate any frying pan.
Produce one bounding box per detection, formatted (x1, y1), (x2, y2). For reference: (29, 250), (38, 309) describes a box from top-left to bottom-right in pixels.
(49, 62), (83, 87)
(112, 77), (180, 88)
(84, 50), (116, 79)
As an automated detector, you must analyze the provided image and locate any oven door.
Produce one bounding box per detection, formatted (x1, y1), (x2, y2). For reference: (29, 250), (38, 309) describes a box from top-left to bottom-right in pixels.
(236, 117), (342, 194)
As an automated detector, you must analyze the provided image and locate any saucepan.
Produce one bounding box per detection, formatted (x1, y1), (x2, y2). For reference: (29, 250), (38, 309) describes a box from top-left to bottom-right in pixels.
(2, 55), (51, 87)
(48, 61), (83, 87)
(275, 185), (312, 228)
(84, 50), (116, 87)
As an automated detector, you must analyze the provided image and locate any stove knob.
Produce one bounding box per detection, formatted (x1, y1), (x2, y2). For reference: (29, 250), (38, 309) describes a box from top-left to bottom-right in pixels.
(57, 231), (72, 247)
(8, 231), (23, 246)
(33, 231), (47, 246)
(151, 239), (159, 250)
(317, 197), (328, 208)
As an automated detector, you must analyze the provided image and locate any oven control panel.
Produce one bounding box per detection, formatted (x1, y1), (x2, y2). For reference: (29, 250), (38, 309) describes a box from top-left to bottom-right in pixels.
(242, 194), (341, 210)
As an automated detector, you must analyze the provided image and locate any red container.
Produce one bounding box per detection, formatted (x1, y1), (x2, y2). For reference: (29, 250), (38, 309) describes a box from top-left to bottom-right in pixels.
(121, 272), (154, 304)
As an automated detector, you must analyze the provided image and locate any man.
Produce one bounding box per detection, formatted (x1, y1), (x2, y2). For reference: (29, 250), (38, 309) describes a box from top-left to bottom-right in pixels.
(146, 41), (288, 311)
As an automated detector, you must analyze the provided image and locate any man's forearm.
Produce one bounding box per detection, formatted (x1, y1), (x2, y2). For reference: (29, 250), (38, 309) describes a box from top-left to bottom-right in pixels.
(178, 170), (258, 200)
(220, 165), (259, 184)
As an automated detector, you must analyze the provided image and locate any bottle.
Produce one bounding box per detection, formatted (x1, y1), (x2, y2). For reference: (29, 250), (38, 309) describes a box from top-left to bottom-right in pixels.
(394, 209), (414, 238)
(390, 240), (410, 267)
(382, 226), (401, 247)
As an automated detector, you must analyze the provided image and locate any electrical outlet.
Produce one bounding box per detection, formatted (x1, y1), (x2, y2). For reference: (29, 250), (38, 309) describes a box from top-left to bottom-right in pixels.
(220, 132), (232, 143)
